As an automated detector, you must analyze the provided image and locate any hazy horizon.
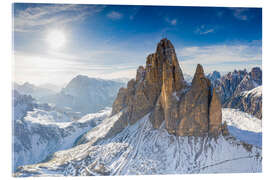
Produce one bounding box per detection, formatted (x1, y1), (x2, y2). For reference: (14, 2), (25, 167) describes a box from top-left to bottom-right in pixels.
(13, 65), (262, 88)
(13, 4), (262, 86)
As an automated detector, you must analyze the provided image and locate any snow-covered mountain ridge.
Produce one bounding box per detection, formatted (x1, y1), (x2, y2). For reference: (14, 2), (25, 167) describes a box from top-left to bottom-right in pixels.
(241, 86), (262, 98)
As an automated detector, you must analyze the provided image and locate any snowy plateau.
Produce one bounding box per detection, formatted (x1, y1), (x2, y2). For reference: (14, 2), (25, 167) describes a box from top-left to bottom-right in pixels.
(14, 107), (262, 176)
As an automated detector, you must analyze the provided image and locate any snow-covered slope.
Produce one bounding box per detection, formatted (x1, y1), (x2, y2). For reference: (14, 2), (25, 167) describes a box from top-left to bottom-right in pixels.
(15, 109), (262, 177)
(13, 91), (111, 172)
(222, 108), (261, 133)
(242, 86), (262, 98)
(222, 108), (262, 147)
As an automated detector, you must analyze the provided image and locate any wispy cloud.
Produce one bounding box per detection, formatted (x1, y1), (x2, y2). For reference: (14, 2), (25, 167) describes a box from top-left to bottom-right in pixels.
(13, 44), (143, 85)
(194, 25), (215, 35)
(129, 7), (141, 20)
(107, 11), (123, 20)
(177, 42), (262, 74)
(13, 4), (104, 32)
(165, 17), (177, 26)
(232, 8), (249, 21)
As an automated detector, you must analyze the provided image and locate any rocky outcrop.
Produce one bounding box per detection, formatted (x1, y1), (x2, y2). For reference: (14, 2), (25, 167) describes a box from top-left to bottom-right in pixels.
(111, 87), (128, 115)
(112, 38), (222, 137)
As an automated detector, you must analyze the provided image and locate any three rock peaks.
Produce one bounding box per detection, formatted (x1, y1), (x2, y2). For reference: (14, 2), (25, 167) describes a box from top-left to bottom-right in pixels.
(112, 38), (222, 137)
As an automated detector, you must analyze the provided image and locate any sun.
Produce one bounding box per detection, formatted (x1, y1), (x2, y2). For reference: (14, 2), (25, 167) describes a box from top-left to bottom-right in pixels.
(46, 29), (66, 50)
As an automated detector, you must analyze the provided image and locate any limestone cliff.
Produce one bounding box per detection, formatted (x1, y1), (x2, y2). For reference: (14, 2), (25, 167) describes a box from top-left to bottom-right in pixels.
(177, 64), (212, 136)
(112, 38), (222, 137)
(209, 88), (222, 136)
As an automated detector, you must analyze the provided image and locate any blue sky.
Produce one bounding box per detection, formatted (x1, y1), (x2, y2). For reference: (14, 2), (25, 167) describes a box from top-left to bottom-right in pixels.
(13, 3), (262, 85)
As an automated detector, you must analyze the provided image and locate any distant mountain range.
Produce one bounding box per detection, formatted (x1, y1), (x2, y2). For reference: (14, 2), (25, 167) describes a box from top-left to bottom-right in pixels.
(206, 67), (262, 119)
(14, 76), (124, 117)
(208, 67), (262, 103)
(14, 82), (57, 99)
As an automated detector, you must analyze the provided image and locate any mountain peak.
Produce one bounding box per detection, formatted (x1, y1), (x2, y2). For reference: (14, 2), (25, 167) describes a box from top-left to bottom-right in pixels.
(207, 71), (221, 83)
(157, 38), (174, 50)
(73, 75), (90, 81)
(195, 64), (204, 75)
(156, 38), (177, 64)
(112, 39), (222, 137)
(193, 64), (205, 79)
(191, 64), (210, 89)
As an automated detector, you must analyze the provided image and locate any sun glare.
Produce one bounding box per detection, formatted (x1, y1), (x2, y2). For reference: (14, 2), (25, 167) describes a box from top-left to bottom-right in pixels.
(46, 30), (66, 50)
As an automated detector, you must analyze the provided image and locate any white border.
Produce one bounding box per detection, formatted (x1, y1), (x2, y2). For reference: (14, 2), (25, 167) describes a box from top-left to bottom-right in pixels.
(1, 0), (269, 180)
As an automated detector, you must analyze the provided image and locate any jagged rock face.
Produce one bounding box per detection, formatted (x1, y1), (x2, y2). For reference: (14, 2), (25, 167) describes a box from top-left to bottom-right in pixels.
(113, 39), (186, 127)
(209, 67), (262, 119)
(233, 74), (257, 96)
(209, 88), (222, 135)
(112, 39), (222, 137)
(213, 70), (247, 104)
(128, 80), (153, 124)
(224, 86), (262, 119)
(156, 40), (186, 133)
(136, 66), (145, 82)
(207, 71), (221, 82)
(250, 67), (262, 86)
(211, 67), (262, 105)
(111, 87), (128, 115)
